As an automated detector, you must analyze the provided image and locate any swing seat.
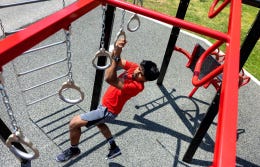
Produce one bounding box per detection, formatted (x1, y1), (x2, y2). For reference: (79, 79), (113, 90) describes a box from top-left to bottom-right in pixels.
(174, 43), (250, 98)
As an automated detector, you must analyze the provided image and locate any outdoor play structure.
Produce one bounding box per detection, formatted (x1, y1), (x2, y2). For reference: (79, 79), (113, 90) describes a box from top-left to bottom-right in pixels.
(0, 0), (259, 166)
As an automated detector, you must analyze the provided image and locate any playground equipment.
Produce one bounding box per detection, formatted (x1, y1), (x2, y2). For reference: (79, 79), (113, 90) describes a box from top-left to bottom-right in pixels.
(0, 72), (39, 163)
(126, 0), (143, 32)
(58, 26), (85, 104)
(58, 0), (85, 104)
(174, 44), (251, 97)
(0, 0), (259, 166)
(92, 5), (113, 70)
(0, 1), (84, 106)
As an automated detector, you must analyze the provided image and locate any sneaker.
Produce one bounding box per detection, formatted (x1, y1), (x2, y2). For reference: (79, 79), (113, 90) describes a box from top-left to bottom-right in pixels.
(106, 146), (121, 159)
(56, 147), (81, 162)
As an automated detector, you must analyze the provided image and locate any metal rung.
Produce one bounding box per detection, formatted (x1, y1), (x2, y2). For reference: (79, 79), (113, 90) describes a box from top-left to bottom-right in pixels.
(26, 92), (58, 106)
(4, 28), (25, 36)
(0, 0), (50, 9)
(22, 74), (67, 92)
(23, 40), (66, 55)
(17, 58), (67, 76)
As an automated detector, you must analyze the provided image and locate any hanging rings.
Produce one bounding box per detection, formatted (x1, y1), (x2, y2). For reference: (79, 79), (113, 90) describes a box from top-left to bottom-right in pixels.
(92, 5), (112, 70)
(114, 28), (126, 48)
(58, 79), (84, 104)
(127, 0), (143, 32)
(58, 26), (85, 104)
(0, 74), (39, 161)
(92, 48), (112, 70)
(127, 14), (141, 32)
(59, 0), (84, 104)
(6, 128), (39, 160)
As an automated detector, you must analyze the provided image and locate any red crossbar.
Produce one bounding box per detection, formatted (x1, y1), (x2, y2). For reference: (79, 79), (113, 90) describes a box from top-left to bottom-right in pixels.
(0, 0), (100, 67)
(105, 0), (229, 42)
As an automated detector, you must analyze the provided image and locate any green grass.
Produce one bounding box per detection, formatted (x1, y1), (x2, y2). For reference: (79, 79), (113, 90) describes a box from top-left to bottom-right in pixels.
(134, 0), (260, 80)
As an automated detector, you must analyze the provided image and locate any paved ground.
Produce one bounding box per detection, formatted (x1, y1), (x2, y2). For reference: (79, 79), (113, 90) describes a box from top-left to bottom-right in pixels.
(0, 1), (259, 167)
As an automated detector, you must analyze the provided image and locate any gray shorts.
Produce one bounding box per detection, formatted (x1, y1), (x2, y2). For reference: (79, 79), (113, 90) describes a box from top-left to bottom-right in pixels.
(80, 104), (117, 128)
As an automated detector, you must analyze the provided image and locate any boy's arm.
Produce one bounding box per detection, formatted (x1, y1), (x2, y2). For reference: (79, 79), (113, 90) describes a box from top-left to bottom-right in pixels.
(104, 39), (126, 89)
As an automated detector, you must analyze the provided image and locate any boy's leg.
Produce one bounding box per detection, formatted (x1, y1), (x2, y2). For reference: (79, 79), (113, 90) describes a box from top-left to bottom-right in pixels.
(69, 115), (88, 145)
(97, 123), (112, 139)
(56, 115), (87, 162)
(97, 123), (121, 159)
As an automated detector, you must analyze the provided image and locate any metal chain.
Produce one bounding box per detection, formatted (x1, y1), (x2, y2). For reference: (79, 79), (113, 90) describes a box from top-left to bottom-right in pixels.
(62, 0), (73, 81)
(0, 74), (19, 132)
(100, 5), (107, 49)
(62, 0), (66, 8)
(0, 19), (6, 39)
(120, 10), (126, 29)
(65, 27), (73, 81)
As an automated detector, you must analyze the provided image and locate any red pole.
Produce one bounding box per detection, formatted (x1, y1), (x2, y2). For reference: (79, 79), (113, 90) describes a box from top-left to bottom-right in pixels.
(105, 0), (229, 41)
(0, 0), (100, 67)
(212, 0), (241, 166)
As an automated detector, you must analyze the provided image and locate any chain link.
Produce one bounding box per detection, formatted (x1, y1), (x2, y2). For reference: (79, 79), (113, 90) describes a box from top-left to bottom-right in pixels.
(62, 0), (66, 8)
(64, 28), (73, 81)
(120, 10), (126, 29)
(62, 0), (73, 81)
(0, 19), (6, 39)
(100, 5), (107, 49)
(0, 75), (18, 132)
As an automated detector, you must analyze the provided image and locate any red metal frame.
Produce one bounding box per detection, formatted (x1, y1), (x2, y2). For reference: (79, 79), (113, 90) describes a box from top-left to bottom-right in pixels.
(208, 0), (231, 18)
(175, 43), (249, 98)
(0, 0), (242, 166)
(212, 0), (241, 166)
(0, 0), (100, 67)
(192, 40), (224, 87)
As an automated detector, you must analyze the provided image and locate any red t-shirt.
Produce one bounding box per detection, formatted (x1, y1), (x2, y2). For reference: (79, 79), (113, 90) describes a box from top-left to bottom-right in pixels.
(102, 61), (144, 115)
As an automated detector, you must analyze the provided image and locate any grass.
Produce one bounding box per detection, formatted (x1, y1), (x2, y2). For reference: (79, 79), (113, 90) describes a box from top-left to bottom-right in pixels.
(133, 0), (260, 80)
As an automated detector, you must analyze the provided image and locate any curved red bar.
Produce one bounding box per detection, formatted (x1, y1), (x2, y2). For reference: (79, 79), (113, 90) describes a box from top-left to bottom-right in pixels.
(208, 0), (231, 18)
(192, 40), (224, 87)
(174, 46), (191, 60)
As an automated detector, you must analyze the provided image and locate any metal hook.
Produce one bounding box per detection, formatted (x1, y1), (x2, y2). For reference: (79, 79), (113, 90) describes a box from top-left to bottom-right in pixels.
(6, 129), (39, 160)
(92, 48), (112, 70)
(58, 80), (84, 104)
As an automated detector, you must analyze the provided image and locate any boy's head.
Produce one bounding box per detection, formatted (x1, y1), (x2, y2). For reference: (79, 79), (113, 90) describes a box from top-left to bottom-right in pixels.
(140, 60), (160, 81)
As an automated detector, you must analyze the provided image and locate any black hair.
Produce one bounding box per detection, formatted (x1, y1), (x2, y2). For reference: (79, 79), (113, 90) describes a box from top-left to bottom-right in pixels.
(140, 60), (160, 81)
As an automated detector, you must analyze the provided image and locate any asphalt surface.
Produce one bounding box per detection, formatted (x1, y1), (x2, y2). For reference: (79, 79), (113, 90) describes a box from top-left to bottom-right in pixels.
(0, 0), (259, 167)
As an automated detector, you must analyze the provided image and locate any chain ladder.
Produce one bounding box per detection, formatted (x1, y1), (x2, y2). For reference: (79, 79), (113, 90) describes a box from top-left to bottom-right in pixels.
(92, 5), (112, 70)
(0, 72), (39, 160)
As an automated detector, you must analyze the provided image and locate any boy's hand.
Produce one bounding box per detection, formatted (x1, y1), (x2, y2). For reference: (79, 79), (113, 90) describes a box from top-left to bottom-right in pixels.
(116, 38), (127, 48)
